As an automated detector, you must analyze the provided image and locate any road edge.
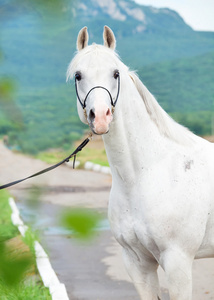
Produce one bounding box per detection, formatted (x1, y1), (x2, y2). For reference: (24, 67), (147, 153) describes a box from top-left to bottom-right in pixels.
(8, 197), (69, 300)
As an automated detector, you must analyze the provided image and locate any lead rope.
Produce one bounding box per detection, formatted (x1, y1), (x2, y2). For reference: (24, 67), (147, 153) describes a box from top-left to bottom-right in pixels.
(0, 132), (93, 190)
(72, 130), (93, 169)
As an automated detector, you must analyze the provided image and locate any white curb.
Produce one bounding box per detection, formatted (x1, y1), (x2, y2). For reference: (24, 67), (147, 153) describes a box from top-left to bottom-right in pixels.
(84, 161), (111, 175)
(9, 197), (69, 300)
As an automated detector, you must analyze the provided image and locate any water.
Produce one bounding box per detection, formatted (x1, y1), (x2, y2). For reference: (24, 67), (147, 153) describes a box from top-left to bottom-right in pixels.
(16, 200), (110, 236)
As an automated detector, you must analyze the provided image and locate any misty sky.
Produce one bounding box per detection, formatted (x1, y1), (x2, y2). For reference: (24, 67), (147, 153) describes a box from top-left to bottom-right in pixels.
(134, 0), (214, 31)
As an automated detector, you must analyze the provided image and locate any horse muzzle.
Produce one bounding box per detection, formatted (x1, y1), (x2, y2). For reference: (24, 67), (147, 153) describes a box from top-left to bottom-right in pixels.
(88, 106), (113, 135)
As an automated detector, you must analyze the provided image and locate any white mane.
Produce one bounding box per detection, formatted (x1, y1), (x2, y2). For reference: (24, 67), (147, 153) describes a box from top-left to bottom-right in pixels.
(129, 71), (197, 146)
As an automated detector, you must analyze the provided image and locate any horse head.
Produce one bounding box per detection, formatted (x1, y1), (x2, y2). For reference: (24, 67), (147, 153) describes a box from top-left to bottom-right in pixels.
(67, 26), (122, 135)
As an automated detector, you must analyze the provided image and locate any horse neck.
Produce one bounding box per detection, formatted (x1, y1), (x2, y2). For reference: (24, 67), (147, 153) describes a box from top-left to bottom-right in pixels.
(103, 78), (168, 183)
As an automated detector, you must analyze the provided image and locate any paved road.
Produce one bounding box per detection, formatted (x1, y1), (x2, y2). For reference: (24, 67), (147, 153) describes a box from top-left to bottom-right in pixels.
(17, 200), (169, 300)
(1, 141), (214, 299)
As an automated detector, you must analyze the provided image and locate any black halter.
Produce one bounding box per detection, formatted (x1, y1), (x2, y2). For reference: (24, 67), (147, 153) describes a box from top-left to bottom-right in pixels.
(75, 74), (120, 110)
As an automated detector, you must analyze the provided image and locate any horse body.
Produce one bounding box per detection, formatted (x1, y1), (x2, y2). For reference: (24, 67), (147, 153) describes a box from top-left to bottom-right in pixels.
(68, 26), (214, 300)
(103, 71), (214, 299)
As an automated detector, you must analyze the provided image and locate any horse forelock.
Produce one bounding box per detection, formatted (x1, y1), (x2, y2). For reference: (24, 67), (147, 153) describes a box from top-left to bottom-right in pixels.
(66, 44), (124, 82)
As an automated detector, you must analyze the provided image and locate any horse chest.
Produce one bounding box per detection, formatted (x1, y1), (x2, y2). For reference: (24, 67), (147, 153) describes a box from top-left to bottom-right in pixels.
(108, 186), (160, 259)
(108, 152), (212, 260)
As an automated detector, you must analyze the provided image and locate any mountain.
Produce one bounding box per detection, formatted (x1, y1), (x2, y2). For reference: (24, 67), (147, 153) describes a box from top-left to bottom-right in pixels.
(0, 0), (214, 153)
(2, 0), (214, 70)
(73, 0), (192, 35)
(70, 0), (214, 67)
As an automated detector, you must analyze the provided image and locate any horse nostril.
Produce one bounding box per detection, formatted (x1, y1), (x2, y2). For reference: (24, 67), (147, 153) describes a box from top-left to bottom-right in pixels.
(106, 108), (111, 117)
(89, 108), (95, 121)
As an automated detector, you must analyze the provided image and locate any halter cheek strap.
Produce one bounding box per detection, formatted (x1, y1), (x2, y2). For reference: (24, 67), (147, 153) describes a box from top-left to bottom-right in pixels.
(75, 74), (120, 111)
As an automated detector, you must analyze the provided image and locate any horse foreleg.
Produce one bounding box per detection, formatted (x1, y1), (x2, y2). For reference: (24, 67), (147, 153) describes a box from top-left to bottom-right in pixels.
(122, 249), (161, 300)
(160, 249), (193, 300)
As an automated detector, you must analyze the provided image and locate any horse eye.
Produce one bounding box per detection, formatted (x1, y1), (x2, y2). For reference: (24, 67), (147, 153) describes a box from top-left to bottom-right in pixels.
(113, 70), (119, 79)
(75, 72), (82, 81)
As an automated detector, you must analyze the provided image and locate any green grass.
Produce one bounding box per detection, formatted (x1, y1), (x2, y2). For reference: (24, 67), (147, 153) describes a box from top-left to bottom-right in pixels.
(0, 190), (19, 239)
(36, 143), (109, 168)
(73, 147), (109, 167)
(0, 190), (51, 299)
(36, 150), (70, 165)
(0, 279), (51, 300)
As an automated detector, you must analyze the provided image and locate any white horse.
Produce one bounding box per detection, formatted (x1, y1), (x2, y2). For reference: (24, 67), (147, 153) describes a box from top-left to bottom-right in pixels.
(67, 26), (214, 300)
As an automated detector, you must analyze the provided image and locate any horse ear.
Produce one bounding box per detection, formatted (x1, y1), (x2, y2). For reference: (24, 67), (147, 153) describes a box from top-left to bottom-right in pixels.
(103, 26), (116, 50)
(77, 27), (89, 51)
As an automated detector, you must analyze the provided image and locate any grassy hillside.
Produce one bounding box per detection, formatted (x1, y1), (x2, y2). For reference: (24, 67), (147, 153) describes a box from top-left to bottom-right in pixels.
(0, 0), (214, 152)
(1, 50), (213, 153)
(1, 48), (213, 152)
(139, 51), (214, 135)
(0, 8), (87, 153)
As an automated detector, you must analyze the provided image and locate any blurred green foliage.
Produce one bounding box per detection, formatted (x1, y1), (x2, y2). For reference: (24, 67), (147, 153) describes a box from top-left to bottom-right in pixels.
(0, 78), (23, 131)
(0, 190), (19, 239)
(61, 207), (102, 240)
(0, 241), (33, 287)
(0, 0), (72, 19)
(0, 190), (32, 287)
(0, 0), (80, 153)
(0, 190), (51, 298)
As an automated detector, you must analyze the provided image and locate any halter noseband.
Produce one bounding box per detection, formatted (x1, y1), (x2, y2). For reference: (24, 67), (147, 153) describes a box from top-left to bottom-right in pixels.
(75, 74), (120, 112)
